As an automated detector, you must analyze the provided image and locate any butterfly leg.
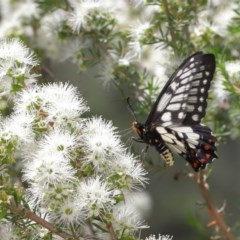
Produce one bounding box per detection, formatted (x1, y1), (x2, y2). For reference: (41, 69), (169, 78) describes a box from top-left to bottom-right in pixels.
(140, 144), (149, 160)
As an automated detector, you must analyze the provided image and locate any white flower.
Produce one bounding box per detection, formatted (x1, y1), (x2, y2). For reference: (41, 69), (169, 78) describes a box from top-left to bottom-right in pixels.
(96, 56), (115, 86)
(40, 9), (67, 37)
(82, 116), (119, 141)
(141, 46), (174, 78)
(2, 113), (34, 143)
(118, 52), (136, 67)
(111, 152), (148, 190)
(23, 151), (77, 187)
(76, 177), (114, 217)
(81, 117), (125, 170)
(0, 39), (38, 94)
(0, 39), (38, 67)
(14, 83), (88, 130)
(138, 76), (167, 105)
(38, 128), (79, 161)
(112, 203), (149, 232)
(81, 117), (148, 189)
(41, 83), (89, 121)
(225, 61), (240, 80)
(128, 21), (152, 58)
(59, 38), (89, 64)
(0, 1), (40, 38)
(26, 180), (77, 208)
(68, 0), (114, 32)
(50, 198), (86, 225)
(211, 2), (237, 36)
(145, 234), (173, 240)
(191, 2), (237, 38)
(36, 9), (68, 58)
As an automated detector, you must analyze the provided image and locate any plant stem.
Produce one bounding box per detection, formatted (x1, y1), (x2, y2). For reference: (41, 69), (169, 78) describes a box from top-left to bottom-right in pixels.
(162, 0), (176, 45)
(106, 223), (118, 240)
(85, 219), (99, 240)
(197, 171), (236, 240)
(10, 202), (72, 239)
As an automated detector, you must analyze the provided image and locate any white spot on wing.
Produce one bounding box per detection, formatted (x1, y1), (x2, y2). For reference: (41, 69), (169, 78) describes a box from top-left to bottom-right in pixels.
(162, 121), (173, 127)
(203, 79), (208, 85)
(186, 132), (200, 139)
(189, 88), (198, 94)
(176, 69), (183, 77)
(172, 126), (193, 132)
(192, 80), (200, 87)
(192, 114), (199, 121)
(161, 133), (177, 144)
(180, 78), (189, 85)
(176, 85), (189, 94)
(198, 106), (202, 112)
(156, 127), (167, 135)
(161, 112), (171, 122)
(171, 94), (186, 103)
(177, 132), (183, 138)
(173, 140), (185, 151)
(170, 81), (178, 91)
(199, 66), (206, 71)
(193, 72), (203, 79)
(180, 71), (191, 79)
(178, 112), (184, 119)
(166, 103), (181, 111)
(187, 105), (195, 111)
(188, 96), (198, 103)
(187, 138), (199, 146)
(157, 93), (172, 112)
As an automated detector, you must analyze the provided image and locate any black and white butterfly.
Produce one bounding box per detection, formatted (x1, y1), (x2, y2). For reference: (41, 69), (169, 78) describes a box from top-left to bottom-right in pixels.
(130, 52), (217, 171)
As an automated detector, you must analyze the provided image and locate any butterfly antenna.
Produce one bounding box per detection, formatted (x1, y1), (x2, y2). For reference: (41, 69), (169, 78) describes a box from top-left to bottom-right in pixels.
(127, 97), (138, 121)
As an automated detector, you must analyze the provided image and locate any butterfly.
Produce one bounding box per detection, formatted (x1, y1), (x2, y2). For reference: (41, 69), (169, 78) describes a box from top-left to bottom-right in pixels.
(129, 52), (217, 171)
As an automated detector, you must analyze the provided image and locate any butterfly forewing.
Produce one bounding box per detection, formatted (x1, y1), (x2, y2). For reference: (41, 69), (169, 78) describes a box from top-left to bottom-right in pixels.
(145, 52), (215, 127)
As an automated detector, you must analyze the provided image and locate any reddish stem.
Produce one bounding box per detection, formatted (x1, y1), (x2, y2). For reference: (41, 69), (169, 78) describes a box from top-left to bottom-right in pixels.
(197, 171), (236, 240)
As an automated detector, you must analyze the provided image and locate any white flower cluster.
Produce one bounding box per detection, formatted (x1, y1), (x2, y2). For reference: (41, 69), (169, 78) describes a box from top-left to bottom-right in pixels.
(0, 39), (39, 98)
(0, 39), (151, 238)
(9, 81), (148, 232)
(0, 0), (169, 103)
(190, 0), (237, 47)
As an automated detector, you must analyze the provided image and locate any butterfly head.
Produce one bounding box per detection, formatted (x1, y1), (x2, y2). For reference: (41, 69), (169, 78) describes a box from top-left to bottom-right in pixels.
(131, 121), (144, 138)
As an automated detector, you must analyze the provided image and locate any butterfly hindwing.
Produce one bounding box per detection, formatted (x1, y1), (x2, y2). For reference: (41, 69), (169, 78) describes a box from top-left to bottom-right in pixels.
(155, 125), (217, 171)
